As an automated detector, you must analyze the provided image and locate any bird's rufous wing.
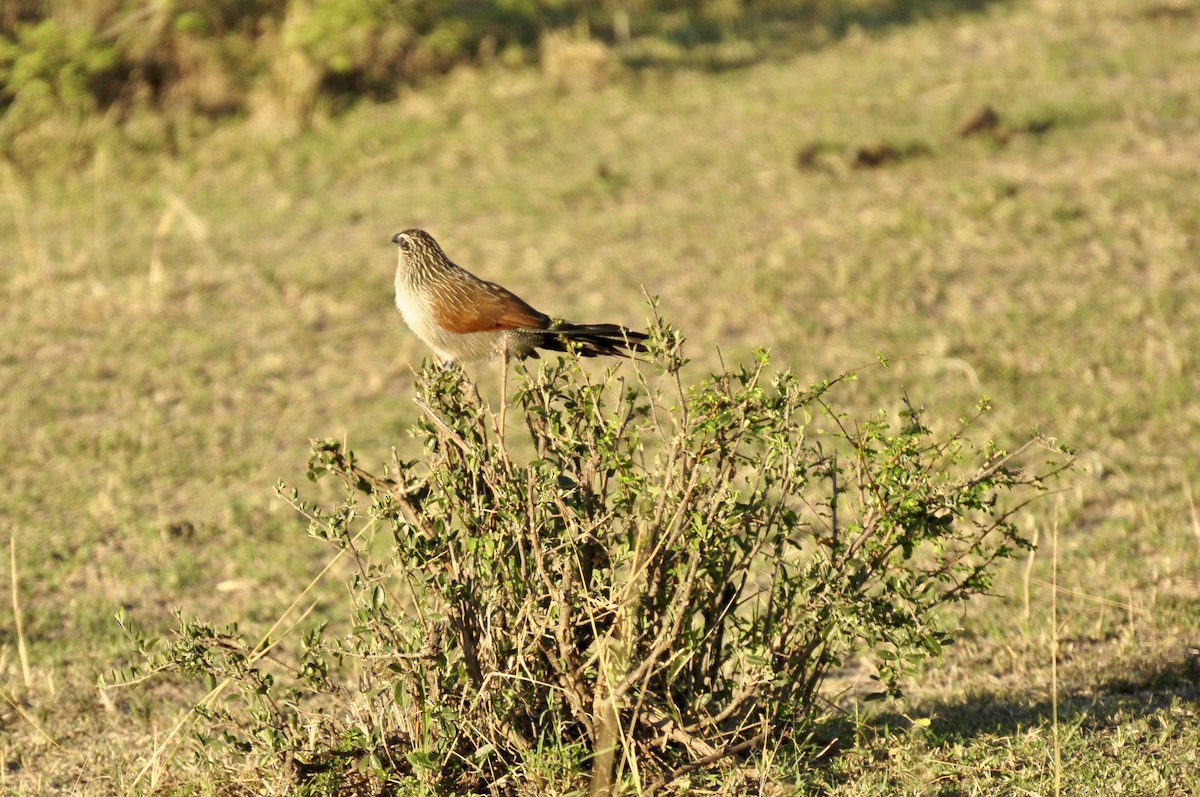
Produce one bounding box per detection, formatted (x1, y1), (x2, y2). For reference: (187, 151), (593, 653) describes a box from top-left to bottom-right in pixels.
(433, 270), (549, 334)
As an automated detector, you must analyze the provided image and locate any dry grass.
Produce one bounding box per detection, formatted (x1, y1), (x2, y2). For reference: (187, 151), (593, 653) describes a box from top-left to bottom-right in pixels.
(2, 0), (1199, 793)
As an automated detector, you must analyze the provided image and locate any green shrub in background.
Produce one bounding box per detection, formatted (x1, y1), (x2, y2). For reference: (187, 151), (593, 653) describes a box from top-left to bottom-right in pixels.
(0, 17), (120, 134)
(0, 0), (583, 150)
(0, 0), (975, 155)
(110, 322), (1071, 795)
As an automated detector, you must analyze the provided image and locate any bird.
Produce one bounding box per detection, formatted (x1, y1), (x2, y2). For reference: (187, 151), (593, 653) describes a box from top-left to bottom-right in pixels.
(391, 229), (649, 364)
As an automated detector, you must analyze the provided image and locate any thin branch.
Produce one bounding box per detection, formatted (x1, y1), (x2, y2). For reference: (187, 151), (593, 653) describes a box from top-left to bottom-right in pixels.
(647, 723), (772, 794)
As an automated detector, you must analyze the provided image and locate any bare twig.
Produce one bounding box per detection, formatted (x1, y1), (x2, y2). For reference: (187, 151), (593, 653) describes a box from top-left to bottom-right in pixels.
(647, 723), (771, 794)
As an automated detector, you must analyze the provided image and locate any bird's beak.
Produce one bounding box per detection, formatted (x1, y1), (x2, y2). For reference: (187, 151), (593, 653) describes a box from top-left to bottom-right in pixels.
(391, 233), (403, 245)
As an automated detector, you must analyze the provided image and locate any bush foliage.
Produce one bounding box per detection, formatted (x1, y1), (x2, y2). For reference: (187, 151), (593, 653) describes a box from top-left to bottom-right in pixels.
(111, 325), (1070, 795)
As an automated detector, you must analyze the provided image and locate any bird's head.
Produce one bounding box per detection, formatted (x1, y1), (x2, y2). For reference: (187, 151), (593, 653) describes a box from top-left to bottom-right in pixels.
(391, 229), (448, 274)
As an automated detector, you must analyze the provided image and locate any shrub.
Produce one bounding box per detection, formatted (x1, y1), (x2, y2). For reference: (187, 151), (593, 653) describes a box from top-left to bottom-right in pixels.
(0, 18), (121, 132)
(111, 324), (1070, 794)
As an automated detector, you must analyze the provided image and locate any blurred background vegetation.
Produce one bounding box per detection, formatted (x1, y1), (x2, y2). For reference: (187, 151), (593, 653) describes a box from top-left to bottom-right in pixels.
(0, 0), (993, 157)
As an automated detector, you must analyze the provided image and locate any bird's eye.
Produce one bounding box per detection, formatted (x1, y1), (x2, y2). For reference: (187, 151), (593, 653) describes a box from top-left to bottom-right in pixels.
(399, 237), (410, 251)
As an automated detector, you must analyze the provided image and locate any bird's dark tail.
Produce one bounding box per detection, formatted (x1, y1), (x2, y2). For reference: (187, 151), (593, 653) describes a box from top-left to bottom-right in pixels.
(534, 322), (650, 358)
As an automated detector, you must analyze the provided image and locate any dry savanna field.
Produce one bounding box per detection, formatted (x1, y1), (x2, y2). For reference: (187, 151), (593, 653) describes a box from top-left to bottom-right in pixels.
(2, 0), (1199, 793)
